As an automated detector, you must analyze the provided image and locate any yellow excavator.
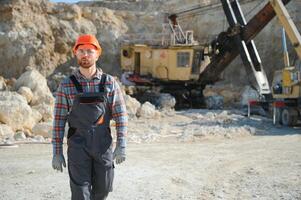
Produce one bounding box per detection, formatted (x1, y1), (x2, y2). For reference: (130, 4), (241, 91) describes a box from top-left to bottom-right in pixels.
(120, 0), (299, 113)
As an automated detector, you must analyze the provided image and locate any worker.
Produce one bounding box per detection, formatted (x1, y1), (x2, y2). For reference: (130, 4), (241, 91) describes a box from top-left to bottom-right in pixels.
(51, 34), (128, 200)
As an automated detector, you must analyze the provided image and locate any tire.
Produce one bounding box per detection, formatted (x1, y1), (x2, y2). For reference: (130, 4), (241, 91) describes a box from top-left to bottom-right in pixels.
(273, 107), (282, 125)
(281, 108), (298, 126)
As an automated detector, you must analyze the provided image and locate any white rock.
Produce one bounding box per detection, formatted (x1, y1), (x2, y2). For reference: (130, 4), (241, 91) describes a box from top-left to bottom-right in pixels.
(14, 68), (54, 106)
(23, 129), (33, 137)
(14, 131), (27, 141)
(156, 93), (176, 110)
(137, 101), (160, 118)
(17, 86), (33, 103)
(33, 135), (45, 143)
(0, 124), (15, 139)
(32, 122), (53, 138)
(32, 103), (54, 122)
(0, 91), (41, 131)
(0, 76), (6, 91)
(125, 95), (141, 117)
(205, 95), (224, 110)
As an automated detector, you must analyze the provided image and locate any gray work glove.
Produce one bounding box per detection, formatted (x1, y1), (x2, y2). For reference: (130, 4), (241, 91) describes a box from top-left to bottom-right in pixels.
(113, 137), (126, 165)
(52, 154), (66, 172)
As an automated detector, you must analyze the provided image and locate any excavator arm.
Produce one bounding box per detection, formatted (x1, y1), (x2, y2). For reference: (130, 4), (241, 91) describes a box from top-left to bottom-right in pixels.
(198, 0), (291, 98)
(269, 0), (301, 59)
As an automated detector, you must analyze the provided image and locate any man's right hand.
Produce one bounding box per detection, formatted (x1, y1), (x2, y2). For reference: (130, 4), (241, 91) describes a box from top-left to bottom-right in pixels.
(52, 154), (66, 172)
(113, 137), (126, 165)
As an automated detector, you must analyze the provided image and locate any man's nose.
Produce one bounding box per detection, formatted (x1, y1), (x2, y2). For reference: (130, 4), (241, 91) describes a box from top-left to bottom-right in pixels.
(82, 52), (89, 56)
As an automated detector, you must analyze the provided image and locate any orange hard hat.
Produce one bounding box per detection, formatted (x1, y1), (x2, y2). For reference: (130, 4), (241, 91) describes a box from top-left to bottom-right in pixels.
(73, 34), (102, 56)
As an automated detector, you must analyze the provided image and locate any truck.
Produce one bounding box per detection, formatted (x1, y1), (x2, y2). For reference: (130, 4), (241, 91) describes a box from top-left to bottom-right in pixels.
(248, 0), (301, 126)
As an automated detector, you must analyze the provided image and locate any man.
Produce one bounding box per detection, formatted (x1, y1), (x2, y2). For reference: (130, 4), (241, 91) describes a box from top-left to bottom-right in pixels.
(52, 34), (128, 200)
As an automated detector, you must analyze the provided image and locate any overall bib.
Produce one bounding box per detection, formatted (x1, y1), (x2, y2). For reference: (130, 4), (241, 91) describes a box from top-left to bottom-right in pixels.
(67, 74), (114, 200)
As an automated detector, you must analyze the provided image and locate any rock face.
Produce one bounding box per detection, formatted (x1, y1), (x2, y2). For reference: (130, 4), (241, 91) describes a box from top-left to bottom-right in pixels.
(0, 0), (300, 91)
(0, 0), (128, 79)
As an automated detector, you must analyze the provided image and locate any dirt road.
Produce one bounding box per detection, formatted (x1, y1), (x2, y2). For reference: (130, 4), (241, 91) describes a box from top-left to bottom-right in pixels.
(0, 134), (300, 200)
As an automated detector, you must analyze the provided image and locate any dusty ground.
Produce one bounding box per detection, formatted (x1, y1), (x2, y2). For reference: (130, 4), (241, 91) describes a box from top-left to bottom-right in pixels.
(0, 110), (301, 200)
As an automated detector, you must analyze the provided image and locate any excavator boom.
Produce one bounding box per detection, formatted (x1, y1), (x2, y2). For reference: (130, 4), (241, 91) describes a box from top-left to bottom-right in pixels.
(269, 0), (301, 59)
(198, 0), (291, 88)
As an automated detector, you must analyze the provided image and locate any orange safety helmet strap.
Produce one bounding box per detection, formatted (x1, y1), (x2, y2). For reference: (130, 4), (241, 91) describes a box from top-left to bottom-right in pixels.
(73, 34), (102, 56)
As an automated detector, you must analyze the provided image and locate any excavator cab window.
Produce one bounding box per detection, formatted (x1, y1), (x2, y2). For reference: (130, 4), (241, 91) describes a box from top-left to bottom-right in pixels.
(192, 50), (203, 74)
(177, 52), (190, 67)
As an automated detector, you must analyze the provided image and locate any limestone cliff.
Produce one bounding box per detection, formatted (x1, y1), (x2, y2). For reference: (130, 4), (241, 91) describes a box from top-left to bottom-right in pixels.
(0, 0), (300, 88)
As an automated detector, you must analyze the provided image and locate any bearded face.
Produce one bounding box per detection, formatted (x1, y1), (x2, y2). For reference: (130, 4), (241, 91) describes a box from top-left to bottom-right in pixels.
(76, 48), (99, 68)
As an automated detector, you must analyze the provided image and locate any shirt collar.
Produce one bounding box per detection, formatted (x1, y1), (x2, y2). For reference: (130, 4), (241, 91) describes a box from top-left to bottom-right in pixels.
(74, 68), (103, 80)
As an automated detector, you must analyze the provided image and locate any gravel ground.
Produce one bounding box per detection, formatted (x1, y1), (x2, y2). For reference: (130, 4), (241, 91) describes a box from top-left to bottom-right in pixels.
(0, 109), (300, 200)
(0, 135), (300, 200)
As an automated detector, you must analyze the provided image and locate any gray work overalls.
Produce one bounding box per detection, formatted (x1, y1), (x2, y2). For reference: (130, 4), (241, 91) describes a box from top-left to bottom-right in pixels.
(67, 74), (114, 200)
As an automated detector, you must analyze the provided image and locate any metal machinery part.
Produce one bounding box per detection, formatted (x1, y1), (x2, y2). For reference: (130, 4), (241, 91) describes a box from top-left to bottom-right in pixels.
(120, 0), (292, 109)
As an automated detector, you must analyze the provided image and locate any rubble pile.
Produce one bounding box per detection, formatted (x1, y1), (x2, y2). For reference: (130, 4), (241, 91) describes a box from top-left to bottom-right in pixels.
(0, 69), (166, 145)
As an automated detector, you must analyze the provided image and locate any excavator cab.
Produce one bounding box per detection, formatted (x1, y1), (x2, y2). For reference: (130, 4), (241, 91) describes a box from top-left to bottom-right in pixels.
(120, 44), (206, 84)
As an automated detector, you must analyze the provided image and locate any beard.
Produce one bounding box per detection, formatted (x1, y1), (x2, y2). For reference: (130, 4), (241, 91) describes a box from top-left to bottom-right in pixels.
(78, 58), (95, 68)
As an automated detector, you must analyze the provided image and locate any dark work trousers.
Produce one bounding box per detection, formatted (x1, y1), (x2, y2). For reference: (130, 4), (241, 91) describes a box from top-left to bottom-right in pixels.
(66, 74), (114, 200)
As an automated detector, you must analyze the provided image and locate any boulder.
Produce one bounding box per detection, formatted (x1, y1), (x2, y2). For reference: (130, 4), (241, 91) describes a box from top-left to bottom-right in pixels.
(205, 95), (224, 110)
(17, 86), (33, 103)
(203, 83), (241, 107)
(15, 68), (54, 106)
(0, 76), (6, 91)
(14, 131), (27, 141)
(137, 101), (160, 118)
(32, 103), (54, 122)
(5, 78), (16, 91)
(124, 94), (141, 117)
(0, 91), (42, 131)
(0, 124), (15, 139)
(32, 122), (53, 138)
(33, 135), (46, 143)
(155, 93), (176, 110)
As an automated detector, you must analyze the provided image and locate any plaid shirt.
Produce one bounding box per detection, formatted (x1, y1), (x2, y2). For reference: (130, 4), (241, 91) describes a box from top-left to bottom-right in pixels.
(52, 68), (128, 155)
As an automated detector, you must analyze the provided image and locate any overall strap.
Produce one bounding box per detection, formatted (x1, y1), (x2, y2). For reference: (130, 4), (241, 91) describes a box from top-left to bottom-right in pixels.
(69, 75), (83, 93)
(99, 73), (107, 93)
